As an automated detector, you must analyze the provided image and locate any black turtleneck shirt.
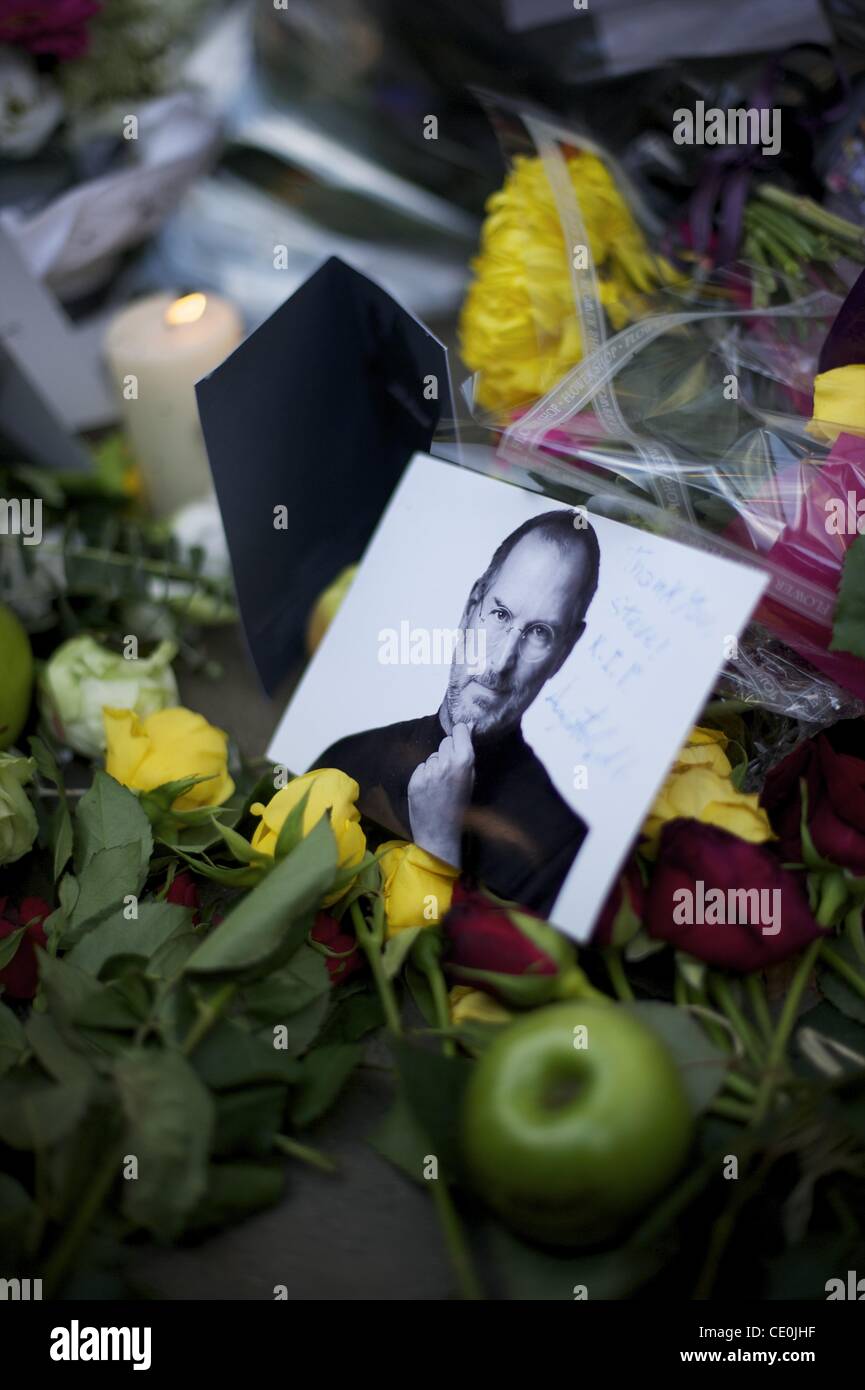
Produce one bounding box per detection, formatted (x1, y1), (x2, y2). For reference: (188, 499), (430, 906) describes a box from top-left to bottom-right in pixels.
(312, 713), (587, 916)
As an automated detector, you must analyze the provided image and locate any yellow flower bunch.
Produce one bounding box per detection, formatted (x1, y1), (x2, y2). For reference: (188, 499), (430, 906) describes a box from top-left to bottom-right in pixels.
(641, 726), (773, 856)
(459, 151), (683, 416)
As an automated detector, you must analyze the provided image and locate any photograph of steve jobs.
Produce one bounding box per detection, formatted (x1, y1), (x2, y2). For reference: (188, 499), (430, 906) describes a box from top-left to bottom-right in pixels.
(313, 509), (600, 914)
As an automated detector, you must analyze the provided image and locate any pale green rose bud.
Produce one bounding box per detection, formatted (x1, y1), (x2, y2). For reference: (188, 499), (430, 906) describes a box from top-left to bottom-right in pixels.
(38, 635), (179, 760)
(0, 753), (37, 866)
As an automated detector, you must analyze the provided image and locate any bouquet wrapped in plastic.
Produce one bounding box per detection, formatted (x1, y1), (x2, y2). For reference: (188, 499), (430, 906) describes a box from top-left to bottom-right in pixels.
(449, 100), (865, 725)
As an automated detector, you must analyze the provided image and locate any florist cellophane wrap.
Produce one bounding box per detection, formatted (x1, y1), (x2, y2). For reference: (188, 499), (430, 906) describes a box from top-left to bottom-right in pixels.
(440, 100), (865, 730)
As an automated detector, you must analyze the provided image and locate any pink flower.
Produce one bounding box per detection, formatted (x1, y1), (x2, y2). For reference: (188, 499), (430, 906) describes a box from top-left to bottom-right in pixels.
(0, 1), (102, 60)
(724, 432), (865, 700)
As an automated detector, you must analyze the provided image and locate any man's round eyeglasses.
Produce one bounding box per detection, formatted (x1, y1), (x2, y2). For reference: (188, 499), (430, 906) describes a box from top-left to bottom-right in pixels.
(477, 601), (556, 663)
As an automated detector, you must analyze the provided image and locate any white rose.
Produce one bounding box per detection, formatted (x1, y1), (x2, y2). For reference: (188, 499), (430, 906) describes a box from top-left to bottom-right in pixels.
(0, 47), (63, 159)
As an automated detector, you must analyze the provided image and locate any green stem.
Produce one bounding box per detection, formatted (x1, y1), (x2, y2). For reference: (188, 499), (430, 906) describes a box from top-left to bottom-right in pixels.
(43, 1141), (122, 1298)
(745, 973), (773, 1046)
(846, 911), (865, 967)
(429, 1178), (483, 1301)
(816, 871), (850, 928)
(416, 954), (456, 1057)
(273, 1134), (338, 1174)
(723, 1071), (758, 1102)
(680, 977), (737, 1055)
(754, 182), (865, 249)
(745, 203), (818, 262)
(350, 900), (402, 1035)
(820, 941), (865, 1002)
(752, 939), (821, 1125)
(181, 981), (238, 1055)
(690, 989), (733, 1053)
(709, 1095), (753, 1123)
(603, 948), (634, 1002)
(710, 977), (765, 1069)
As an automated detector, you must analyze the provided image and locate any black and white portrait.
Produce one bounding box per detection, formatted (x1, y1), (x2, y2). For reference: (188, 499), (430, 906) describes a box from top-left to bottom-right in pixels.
(312, 508), (600, 914)
(269, 454), (766, 938)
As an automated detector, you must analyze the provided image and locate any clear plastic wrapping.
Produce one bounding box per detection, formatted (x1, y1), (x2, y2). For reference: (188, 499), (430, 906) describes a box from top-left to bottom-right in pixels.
(438, 98), (865, 722)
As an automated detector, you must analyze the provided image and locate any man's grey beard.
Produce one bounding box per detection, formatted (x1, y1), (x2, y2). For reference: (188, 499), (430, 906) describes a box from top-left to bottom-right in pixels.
(443, 674), (522, 742)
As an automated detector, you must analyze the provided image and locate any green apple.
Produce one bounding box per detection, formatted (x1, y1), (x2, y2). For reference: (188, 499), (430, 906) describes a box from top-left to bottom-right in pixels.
(461, 999), (694, 1247)
(0, 604), (33, 750)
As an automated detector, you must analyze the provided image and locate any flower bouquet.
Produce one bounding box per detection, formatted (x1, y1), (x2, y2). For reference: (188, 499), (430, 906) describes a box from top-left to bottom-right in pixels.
(456, 103), (865, 724)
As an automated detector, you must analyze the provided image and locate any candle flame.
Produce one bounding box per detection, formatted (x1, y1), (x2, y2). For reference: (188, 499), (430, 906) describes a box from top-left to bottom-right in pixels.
(165, 292), (207, 326)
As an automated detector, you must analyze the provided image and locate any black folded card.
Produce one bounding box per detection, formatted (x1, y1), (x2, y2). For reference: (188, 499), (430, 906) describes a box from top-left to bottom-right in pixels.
(197, 257), (451, 693)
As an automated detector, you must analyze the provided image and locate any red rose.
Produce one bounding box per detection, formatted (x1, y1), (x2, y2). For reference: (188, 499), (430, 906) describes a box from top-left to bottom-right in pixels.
(311, 912), (362, 986)
(444, 886), (555, 979)
(166, 869), (201, 915)
(646, 821), (826, 971)
(440, 885), (594, 1006)
(592, 860), (644, 947)
(761, 719), (865, 873)
(0, 895), (51, 1000)
(0, 0), (102, 59)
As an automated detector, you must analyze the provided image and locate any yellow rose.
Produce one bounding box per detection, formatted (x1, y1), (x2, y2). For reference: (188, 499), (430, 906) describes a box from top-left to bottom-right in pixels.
(378, 839), (458, 937)
(103, 706), (234, 810)
(642, 727), (772, 856)
(669, 725), (732, 778)
(449, 985), (512, 1027)
(807, 365), (865, 445)
(250, 769), (366, 903)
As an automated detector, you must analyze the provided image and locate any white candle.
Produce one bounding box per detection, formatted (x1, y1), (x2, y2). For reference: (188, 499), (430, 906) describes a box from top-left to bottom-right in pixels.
(104, 291), (243, 517)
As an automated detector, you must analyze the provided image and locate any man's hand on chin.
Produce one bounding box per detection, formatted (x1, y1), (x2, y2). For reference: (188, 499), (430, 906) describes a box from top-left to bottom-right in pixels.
(407, 722), (475, 868)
